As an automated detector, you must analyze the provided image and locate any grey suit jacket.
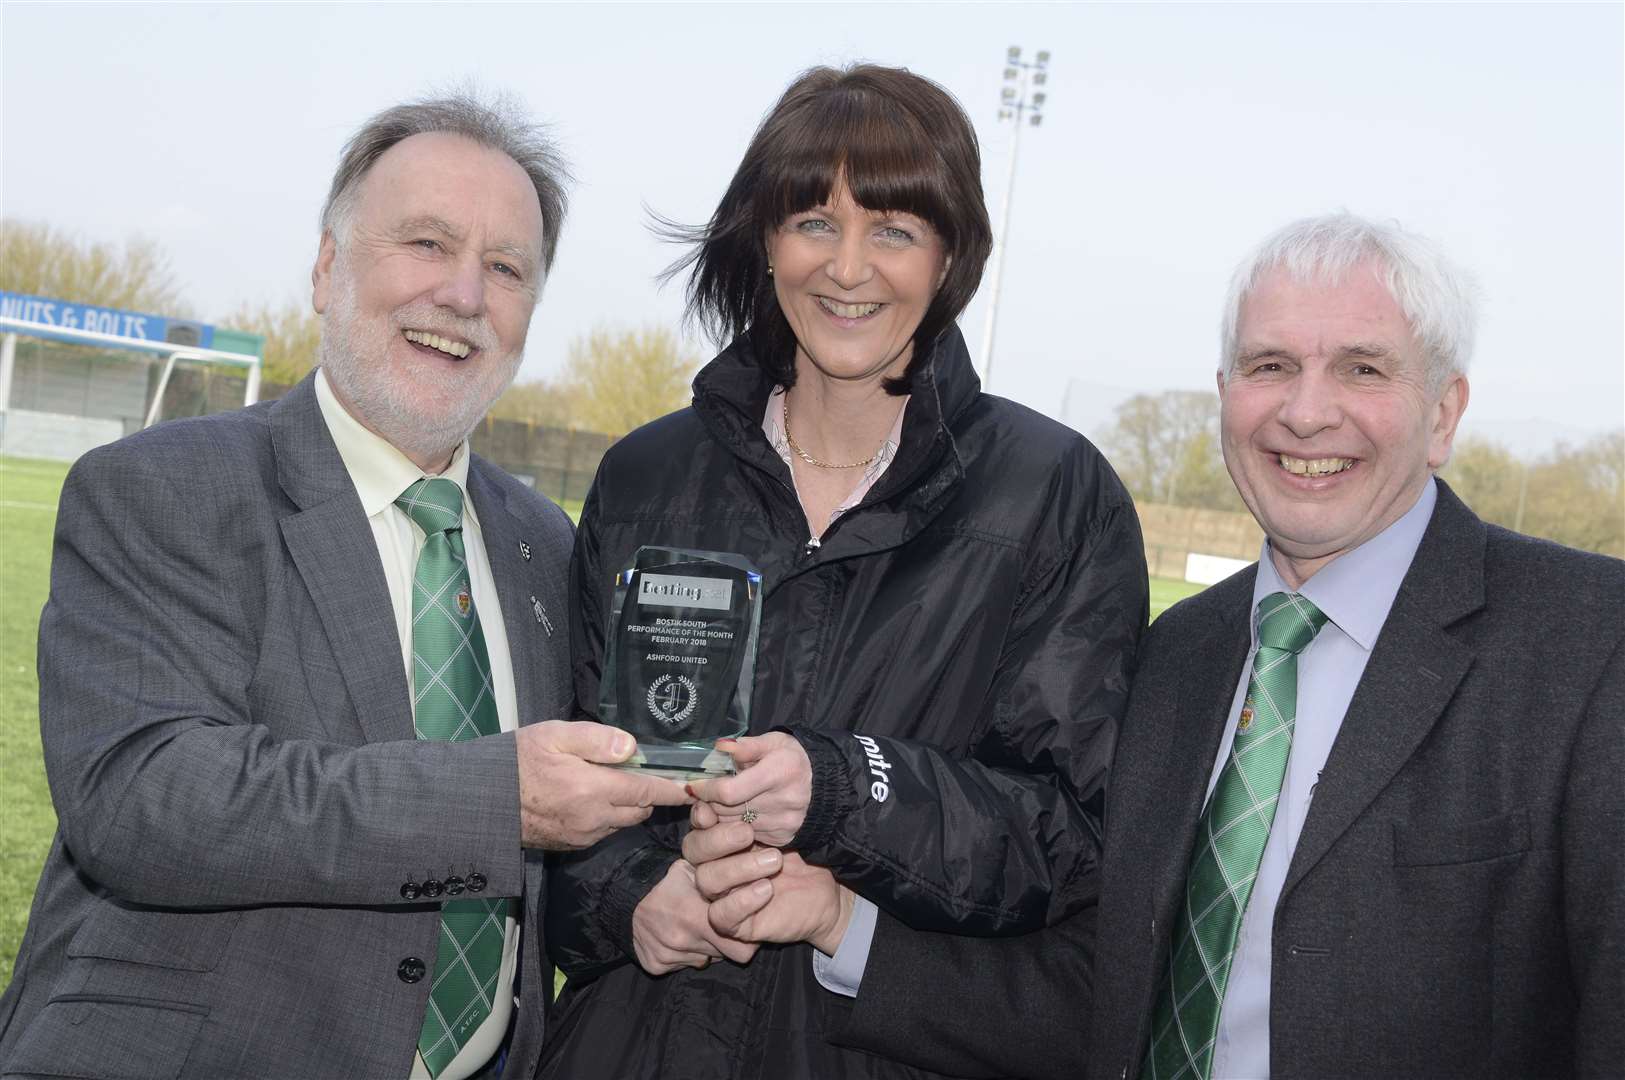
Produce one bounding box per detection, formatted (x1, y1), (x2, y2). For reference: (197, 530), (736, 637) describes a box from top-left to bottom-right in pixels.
(0, 374), (574, 1079)
(1089, 483), (1624, 1080)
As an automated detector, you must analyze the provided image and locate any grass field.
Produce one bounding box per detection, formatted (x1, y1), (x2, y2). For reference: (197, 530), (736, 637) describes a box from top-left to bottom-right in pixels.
(0, 456), (67, 988)
(1150, 575), (1203, 620)
(0, 453), (1206, 991)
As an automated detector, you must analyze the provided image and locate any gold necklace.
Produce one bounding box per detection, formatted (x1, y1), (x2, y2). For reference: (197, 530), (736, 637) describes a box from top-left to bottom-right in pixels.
(782, 396), (879, 470)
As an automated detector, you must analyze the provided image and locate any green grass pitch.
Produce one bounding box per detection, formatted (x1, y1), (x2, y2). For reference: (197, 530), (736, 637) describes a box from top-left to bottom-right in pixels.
(0, 456), (68, 989)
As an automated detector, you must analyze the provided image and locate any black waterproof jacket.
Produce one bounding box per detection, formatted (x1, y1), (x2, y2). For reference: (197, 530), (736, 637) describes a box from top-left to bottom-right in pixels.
(541, 327), (1147, 1079)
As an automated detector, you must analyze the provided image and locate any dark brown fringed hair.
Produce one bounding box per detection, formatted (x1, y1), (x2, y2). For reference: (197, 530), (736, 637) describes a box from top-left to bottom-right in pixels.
(662, 64), (994, 394)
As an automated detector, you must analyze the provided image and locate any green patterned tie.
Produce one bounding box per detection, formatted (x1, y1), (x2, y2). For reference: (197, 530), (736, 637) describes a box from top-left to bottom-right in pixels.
(396, 478), (506, 1077)
(1142, 591), (1329, 1080)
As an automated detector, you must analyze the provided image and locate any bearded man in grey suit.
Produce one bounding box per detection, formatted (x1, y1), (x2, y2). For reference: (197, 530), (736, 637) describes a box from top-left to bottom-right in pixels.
(0, 93), (687, 1080)
(1091, 215), (1622, 1080)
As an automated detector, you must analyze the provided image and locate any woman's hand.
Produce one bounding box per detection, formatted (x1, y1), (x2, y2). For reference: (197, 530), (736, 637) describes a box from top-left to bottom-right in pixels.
(687, 733), (812, 847)
(683, 802), (854, 955)
(709, 851), (854, 955)
(629, 858), (759, 976)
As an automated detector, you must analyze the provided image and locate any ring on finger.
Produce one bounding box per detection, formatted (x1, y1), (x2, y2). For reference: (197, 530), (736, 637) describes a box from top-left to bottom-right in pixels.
(740, 806), (759, 824)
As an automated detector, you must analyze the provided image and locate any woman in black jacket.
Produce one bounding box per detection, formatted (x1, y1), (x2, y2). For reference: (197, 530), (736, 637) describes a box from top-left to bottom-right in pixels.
(541, 64), (1147, 1079)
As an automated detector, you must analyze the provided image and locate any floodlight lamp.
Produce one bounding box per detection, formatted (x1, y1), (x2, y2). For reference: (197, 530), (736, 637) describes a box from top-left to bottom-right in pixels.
(1001, 86), (1016, 101)
(1004, 67), (1018, 80)
(1033, 92), (1047, 107)
(1033, 72), (1047, 86)
(1037, 50), (1051, 64)
(1007, 46), (1021, 60)
(999, 108), (1011, 120)
(1031, 114), (1043, 127)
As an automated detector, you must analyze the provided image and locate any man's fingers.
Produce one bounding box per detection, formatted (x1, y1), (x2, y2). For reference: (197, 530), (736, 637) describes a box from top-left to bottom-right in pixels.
(690, 801), (721, 830)
(684, 775), (730, 805)
(693, 847), (781, 900)
(682, 822), (755, 866)
(601, 804), (656, 831)
(532, 719), (636, 764)
(707, 878), (774, 939)
(618, 772), (693, 808)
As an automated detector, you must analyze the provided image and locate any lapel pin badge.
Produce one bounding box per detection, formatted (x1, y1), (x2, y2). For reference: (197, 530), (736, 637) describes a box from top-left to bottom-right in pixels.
(518, 541), (532, 561)
(531, 594), (553, 636)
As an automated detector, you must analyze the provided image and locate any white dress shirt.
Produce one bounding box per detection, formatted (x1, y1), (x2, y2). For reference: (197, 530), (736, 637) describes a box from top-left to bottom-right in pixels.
(1205, 479), (1437, 1079)
(314, 370), (522, 1080)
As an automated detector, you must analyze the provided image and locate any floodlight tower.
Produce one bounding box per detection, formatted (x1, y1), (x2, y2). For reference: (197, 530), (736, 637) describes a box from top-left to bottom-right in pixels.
(978, 46), (1050, 391)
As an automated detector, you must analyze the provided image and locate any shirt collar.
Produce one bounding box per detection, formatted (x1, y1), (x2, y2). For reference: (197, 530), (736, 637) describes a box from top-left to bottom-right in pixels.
(1251, 477), (1437, 651)
(314, 367), (472, 518)
(761, 385), (907, 491)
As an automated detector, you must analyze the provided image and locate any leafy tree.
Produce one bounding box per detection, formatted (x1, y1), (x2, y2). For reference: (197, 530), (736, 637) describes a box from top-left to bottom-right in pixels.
(220, 299), (321, 386)
(0, 219), (188, 315)
(1440, 436), (1525, 526)
(1445, 430), (1623, 557)
(552, 324), (697, 436)
(489, 374), (576, 428)
(1103, 389), (1239, 509)
(1169, 427), (1246, 512)
(1521, 432), (1624, 557)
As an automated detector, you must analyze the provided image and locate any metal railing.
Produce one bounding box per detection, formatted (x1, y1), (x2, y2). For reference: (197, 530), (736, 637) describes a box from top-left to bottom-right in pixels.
(0, 317), (262, 428)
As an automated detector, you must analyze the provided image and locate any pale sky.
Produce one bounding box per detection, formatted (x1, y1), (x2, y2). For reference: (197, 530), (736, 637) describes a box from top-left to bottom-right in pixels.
(3, 2), (1621, 453)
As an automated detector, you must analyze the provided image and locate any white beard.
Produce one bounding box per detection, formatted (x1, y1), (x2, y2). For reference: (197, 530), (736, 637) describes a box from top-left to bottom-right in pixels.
(318, 255), (525, 466)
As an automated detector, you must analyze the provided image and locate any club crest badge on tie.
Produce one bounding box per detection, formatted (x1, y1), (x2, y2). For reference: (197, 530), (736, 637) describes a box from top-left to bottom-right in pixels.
(1238, 698), (1255, 732)
(456, 583), (472, 618)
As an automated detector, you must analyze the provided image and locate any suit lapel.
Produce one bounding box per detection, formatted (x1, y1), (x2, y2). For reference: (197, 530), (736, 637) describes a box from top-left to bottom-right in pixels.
(467, 461), (567, 727)
(1283, 485), (1486, 895)
(271, 376), (414, 744)
(1152, 590), (1255, 920)
(1105, 572), (1255, 1063)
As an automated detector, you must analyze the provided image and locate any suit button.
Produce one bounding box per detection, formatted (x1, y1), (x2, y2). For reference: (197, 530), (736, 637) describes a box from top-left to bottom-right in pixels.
(445, 876), (465, 896)
(466, 872), (487, 894)
(423, 878), (444, 899)
(398, 956), (426, 983)
(400, 881), (422, 901)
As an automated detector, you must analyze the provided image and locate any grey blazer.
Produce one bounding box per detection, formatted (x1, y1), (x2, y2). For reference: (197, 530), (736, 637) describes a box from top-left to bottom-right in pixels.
(0, 374), (574, 1079)
(1089, 483), (1625, 1080)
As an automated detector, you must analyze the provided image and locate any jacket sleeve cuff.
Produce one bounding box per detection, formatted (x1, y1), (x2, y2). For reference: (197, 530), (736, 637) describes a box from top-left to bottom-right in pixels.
(785, 727), (862, 854)
(597, 842), (680, 953)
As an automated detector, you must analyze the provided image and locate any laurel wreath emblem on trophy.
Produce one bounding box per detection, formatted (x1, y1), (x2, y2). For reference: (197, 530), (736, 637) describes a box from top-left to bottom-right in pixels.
(647, 673), (699, 727)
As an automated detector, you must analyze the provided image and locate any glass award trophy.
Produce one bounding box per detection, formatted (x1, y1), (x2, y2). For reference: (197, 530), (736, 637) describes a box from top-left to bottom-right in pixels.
(599, 546), (762, 779)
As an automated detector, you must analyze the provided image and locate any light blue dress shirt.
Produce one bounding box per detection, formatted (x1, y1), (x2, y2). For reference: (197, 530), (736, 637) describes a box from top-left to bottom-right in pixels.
(813, 893), (878, 996)
(1205, 479), (1436, 1079)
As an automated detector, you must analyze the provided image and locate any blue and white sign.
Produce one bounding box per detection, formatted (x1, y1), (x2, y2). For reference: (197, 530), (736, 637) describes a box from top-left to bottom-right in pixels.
(0, 291), (214, 349)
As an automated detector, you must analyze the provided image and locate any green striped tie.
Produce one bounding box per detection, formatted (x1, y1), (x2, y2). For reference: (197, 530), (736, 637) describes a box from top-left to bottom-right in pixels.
(397, 478), (506, 1077)
(1142, 591), (1329, 1080)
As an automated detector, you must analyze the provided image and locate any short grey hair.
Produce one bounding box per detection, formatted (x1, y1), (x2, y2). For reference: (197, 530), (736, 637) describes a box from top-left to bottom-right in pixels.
(321, 90), (571, 270)
(1219, 213), (1478, 391)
